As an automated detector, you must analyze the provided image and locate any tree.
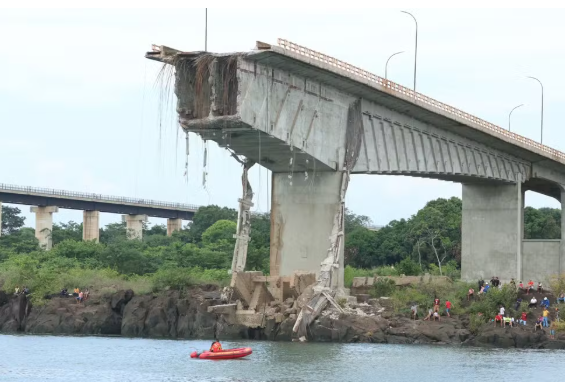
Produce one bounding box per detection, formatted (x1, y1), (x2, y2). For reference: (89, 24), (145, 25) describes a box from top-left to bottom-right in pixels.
(52, 221), (83, 244)
(344, 227), (378, 268)
(188, 206), (237, 243)
(1, 205), (25, 235)
(412, 205), (452, 276)
(100, 222), (127, 244)
(524, 207), (561, 239)
(344, 208), (372, 233)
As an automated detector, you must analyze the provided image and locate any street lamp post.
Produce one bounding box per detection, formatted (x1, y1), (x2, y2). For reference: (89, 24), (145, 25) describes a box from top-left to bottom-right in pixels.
(401, 11), (418, 93)
(508, 104), (524, 132)
(385, 51), (404, 80)
(526, 76), (544, 144)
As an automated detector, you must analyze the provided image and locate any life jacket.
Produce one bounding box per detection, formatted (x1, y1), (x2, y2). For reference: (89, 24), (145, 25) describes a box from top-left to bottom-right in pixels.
(211, 342), (222, 352)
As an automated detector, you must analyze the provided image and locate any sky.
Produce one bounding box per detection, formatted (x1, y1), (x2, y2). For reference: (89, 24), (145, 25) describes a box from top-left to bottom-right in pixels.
(0, 6), (563, 230)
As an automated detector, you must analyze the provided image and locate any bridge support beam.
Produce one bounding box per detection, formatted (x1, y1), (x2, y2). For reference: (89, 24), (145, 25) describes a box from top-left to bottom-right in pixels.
(83, 210), (100, 242)
(30, 206), (59, 250)
(461, 182), (524, 283)
(270, 172), (344, 288)
(122, 214), (147, 240)
(167, 218), (183, 236)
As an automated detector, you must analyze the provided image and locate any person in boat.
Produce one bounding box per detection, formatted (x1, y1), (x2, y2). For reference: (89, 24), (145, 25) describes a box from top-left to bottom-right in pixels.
(210, 339), (222, 352)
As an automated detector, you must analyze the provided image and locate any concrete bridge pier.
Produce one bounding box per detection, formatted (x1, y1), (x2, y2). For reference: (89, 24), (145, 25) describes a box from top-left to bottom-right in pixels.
(122, 214), (147, 240)
(558, 189), (565, 279)
(30, 206), (59, 250)
(166, 218), (183, 236)
(83, 210), (100, 242)
(0, 201), (2, 237)
(270, 172), (345, 289)
(461, 181), (524, 282)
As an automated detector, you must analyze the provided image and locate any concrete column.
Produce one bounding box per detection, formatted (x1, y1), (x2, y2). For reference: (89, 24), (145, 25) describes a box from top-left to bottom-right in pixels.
(270, 172), (344, 287)
(83, 210), (100, 242)
(560, 188), (565, 277)
(30, 206), (59, 250)
(122, 214), (147, 240)
(167, 218), (183, 236)
(461, 182), (523, 282)
(0, 201), (2, 237)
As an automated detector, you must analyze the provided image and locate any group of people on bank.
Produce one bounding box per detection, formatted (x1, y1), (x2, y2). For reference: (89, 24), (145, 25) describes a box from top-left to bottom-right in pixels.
(59, 287), (90, 303)
(13, 286), (30, 296)
(410, 276), (563, 338)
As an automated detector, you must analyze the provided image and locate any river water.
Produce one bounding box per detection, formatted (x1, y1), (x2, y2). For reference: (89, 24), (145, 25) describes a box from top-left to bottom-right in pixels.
(0, 335), (563, 381)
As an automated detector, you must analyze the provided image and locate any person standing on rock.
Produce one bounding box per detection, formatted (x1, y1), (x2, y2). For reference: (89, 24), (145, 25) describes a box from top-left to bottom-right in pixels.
(77, 291), (83, 304)
(411, 304), (418, 320)
(433, 297), (440, 313)
(542, 308), (550, 327)
(467, 288), (474, 301)
(445, 300), (452, 317)
(499, 305), (505, 318)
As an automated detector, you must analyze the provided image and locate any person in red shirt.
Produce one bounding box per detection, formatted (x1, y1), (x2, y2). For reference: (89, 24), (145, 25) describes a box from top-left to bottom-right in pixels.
(494, 314), (503, 327)
(433, 298), (440, 313)
(527, 280), (534, 294)
(520, 312), (527, 326)
(445, 300), (452, 317)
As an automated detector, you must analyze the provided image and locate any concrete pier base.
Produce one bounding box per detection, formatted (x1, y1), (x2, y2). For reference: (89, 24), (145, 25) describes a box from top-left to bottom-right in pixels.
(166, 218), (183, 236)
(83, 210), (100, 242)
(122, 214), (148, 240)
(270, 172), (344, 288)
(31, 206), (59, 250)
(461, 182), (524, 282)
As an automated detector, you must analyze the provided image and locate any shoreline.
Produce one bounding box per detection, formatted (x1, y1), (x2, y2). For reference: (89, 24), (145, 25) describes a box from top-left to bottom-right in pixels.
(1, 288), (564, 349)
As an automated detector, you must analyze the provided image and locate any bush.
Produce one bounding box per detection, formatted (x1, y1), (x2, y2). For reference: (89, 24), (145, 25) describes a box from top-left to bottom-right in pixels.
(151, 267), (230, 292)
(397, 258), (421, 276)
(468, 285), (518, 319)
(344, 265), (400, 288)
(370, 277), (396, 298)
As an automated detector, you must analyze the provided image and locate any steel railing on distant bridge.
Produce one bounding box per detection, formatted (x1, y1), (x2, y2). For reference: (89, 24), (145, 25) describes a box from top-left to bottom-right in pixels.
(0, 183), (200, 211)
(277, 39), (565, 163)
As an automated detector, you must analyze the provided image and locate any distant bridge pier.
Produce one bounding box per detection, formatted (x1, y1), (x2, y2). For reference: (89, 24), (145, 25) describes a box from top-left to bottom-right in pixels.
(122, 214), (147, 240)
(30, 206), (58, 250)
(167, 218), (183, 236)
(83, 210), (100, 242)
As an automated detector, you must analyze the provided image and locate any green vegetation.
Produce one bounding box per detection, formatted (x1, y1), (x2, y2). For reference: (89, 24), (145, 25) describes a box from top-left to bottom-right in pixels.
(0, 198), (560, 304)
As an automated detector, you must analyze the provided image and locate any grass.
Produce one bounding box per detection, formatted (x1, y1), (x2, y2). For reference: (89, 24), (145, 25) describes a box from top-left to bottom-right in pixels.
(344, 265), (400, 288)
(0, 265), (230, 305)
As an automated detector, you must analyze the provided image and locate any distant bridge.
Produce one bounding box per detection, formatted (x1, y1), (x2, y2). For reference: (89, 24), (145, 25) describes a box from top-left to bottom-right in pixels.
(0, 183), (198, 219)
(0, 183), (199, 249)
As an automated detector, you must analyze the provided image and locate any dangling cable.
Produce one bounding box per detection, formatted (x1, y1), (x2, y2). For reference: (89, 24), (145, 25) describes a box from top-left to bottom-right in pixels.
(184, 131), (189, 182)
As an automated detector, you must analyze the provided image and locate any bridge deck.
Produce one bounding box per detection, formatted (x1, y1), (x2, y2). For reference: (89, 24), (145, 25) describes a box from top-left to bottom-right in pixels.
(0, 183), (198, 219)
(252, 39), (565, 169)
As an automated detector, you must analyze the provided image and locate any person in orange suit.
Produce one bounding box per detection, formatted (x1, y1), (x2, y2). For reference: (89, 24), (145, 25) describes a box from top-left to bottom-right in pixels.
(210, 339), (222, 352)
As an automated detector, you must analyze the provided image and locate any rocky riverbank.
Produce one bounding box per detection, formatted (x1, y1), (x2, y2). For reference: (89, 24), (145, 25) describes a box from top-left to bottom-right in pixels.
(0, 287), (564, 349)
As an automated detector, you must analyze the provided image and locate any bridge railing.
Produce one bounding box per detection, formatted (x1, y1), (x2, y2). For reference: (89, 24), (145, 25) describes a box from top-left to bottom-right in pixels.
(0, 183), (200, 211)
(277, 39), (565, 162)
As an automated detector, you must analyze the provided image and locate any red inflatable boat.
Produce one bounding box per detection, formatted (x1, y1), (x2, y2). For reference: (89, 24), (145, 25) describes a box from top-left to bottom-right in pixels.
(190, 347), (252, 360)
